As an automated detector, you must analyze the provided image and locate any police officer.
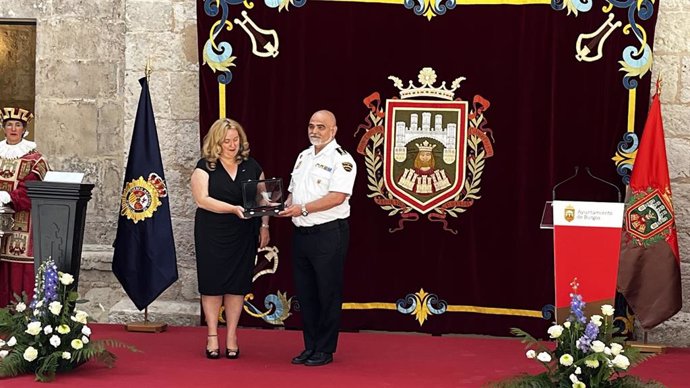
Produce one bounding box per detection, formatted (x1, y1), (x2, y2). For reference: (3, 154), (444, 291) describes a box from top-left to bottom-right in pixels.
(279, 110), (356, 366)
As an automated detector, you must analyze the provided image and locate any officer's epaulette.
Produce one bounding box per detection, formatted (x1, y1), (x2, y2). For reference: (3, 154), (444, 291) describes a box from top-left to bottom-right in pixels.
(335, 147), (349, 156)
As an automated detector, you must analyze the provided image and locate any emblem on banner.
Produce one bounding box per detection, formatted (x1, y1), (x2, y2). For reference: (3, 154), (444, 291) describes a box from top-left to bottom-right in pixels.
(564, 204), (576, 222)
(120, 173), (168, 223)
(355, 67), (495, 234)
(625, 189), (675, 246)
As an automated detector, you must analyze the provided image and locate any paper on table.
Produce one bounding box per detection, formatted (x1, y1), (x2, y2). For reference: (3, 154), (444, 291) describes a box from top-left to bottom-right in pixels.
(43, 171), (84, 184)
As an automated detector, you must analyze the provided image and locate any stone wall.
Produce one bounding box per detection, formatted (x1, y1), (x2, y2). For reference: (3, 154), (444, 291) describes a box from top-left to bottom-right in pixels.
(0, 0), (201, 324)
(0, 1), (689, 341)
(0, 1), (129, 320)
(117, 0), (200, 323)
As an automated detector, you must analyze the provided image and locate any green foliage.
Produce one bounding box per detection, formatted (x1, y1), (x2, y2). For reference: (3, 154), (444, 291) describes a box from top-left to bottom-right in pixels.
(0, 343), (30, 378)
(0, 259), (136, 382)
(487, 373), (555, 388)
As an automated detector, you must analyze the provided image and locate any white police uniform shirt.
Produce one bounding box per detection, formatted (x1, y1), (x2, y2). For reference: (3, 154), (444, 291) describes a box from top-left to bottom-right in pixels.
(288, 140), (357, 227)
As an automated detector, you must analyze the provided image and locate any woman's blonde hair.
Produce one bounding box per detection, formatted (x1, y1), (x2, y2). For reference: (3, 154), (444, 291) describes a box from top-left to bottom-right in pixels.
(201, 118), (250, 170)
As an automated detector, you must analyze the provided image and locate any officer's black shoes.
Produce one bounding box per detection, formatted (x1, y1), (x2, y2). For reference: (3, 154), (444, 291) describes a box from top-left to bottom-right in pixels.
(291, 349), (314, 364)
(304, 352), (333, 366)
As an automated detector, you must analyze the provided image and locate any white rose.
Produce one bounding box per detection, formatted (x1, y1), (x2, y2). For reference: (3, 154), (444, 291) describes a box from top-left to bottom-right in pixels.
(23, 346), (38, 362)
(590, 315), (603, 327)
(61, 351), (71, 360)
(71, 339), (84, 350)
(7, 337), (16, 346)
(610, 343), (624, 356)
(585, 358), (600, 368)
(81, 335), (89, 344)
(59, 273), (74, 285)
(575, 367), (581, 374)
(560, 354), (574, 366)
(0, 339), (4, 347)
(591, 340), (606, 353)
(0, 350), (8, 359)
(601, 304), (615, 316)
(573, 382), (586, 388)
(72, 310), (89, 325)
(612, 354), (630, 370)
(33, 310), (40, 316)
(547, 324), (564, 339)
(25, 321), (42, 336)
(15, 302), (26, 312)
(50, 335), (61, 348)
(44, 325), (53, 335)
(569, 374), (579, 383)
(82, 326), (92, 336)
(563, 321), (571, 329)
(537, 352), (552, 363)
(48, 301), (62, 316)
(526, 350), (536, 359)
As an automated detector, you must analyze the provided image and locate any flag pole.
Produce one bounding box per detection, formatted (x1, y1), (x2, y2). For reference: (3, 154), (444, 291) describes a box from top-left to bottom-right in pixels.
(123, 59), (169, 334)
(628, 329), (664, 354)
(125, 306), (167, 333)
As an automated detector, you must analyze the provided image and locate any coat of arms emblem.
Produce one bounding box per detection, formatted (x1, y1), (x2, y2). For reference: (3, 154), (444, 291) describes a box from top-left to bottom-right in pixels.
(120, 172), (168, 223)
(564, 204), (576, 222)
(625, 188), (675, 246)
(355, 67), (495, 233)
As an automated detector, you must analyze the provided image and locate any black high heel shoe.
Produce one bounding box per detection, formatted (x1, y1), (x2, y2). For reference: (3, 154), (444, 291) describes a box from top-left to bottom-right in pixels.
(206, 335), (220, 359)
(226, 348), (240, 359)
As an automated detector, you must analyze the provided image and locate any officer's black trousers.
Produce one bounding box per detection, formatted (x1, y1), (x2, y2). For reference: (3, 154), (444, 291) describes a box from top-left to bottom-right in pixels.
(292, 218), (349, 354)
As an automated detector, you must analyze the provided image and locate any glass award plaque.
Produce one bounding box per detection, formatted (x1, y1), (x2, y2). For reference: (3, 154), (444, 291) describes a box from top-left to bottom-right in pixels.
(241, 178), (284, 218)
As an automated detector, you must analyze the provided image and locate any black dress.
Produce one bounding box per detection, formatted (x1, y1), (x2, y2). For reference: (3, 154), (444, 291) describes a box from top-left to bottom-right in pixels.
(194, 157), (262, 295)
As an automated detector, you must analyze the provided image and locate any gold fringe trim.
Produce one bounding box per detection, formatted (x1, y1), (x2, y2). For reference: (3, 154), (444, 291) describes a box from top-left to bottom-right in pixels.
(342, 302), (542, 318)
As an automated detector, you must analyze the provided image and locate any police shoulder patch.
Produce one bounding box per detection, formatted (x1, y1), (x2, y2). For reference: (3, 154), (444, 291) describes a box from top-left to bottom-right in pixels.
(342, 162), (353, 172)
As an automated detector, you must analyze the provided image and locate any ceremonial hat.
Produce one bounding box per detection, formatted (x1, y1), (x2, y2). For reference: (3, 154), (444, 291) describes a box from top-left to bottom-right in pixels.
(1, 107), (34, 126)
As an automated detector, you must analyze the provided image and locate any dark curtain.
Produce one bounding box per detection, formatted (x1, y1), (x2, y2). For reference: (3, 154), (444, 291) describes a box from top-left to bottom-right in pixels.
(197, 2), (656, 336)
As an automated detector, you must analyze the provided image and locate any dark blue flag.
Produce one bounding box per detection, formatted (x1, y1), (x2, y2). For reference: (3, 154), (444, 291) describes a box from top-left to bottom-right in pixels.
(113, 77), (178, 310)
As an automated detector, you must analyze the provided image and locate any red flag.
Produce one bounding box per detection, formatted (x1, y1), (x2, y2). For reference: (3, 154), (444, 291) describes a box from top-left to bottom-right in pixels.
(618, 92), (682, 329)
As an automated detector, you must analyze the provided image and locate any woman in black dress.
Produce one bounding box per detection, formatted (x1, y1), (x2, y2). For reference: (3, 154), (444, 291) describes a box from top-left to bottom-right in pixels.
(191, 118), (270, 359)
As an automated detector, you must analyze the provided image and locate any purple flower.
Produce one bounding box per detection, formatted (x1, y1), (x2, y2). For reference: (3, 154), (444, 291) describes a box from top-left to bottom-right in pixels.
(577, 320), (600, 352)
(28, 259), (58, 311)
(43, 263), (59, 302)
(569, 292), (587, 323)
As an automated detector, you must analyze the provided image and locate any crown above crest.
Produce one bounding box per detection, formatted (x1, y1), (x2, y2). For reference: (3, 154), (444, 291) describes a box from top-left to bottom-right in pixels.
(1, 107), (34, 125)
(389, 67), (465, 101)
(416, 140), (436, 152)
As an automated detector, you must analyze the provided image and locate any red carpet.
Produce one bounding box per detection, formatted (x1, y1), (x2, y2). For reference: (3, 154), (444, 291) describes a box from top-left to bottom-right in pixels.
(5, 324), (688, 387)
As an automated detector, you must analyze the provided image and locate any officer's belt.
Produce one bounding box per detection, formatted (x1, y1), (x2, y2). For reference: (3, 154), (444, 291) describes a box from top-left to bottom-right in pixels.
(294, 219), (347, 234)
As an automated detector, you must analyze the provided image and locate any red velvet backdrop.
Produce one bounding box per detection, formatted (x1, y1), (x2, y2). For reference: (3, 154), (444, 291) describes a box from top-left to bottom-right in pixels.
(197, 1), (657, 336)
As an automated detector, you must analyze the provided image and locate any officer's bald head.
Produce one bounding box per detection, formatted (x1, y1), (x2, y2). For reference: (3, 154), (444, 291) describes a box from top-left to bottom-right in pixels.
(311, 110), (337, 128)
(308, 110), (338, 150)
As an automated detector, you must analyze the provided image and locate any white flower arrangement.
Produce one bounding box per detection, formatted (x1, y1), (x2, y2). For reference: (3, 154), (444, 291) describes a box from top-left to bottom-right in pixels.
(491, 280), (663, 388)
(0, 258), (135, 382)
